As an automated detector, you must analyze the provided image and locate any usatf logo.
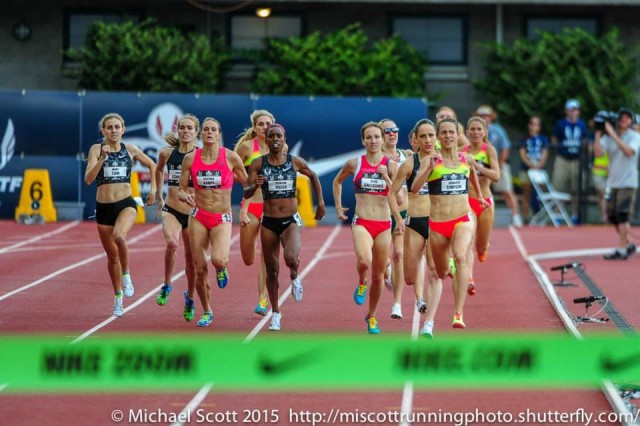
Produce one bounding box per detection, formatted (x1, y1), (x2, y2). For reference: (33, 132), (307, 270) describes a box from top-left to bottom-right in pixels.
(0, 119), (15, 171)
(146, 103), (183, 144)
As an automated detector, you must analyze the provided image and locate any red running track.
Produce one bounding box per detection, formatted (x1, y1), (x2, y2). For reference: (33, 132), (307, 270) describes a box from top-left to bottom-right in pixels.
(1, 220), (632, 425)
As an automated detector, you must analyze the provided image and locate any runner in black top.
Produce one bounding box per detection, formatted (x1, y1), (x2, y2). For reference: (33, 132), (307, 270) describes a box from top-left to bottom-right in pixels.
(243, 123), (325, 331)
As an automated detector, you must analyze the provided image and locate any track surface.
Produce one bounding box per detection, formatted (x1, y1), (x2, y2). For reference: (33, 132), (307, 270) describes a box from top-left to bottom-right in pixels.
(1, 220), (637, 425)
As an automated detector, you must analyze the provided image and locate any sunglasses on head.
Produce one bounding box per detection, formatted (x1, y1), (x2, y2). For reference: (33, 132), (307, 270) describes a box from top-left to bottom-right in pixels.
(384, 127), (399, 134)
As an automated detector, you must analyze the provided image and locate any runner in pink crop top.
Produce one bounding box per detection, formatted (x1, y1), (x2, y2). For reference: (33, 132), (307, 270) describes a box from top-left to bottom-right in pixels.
(190, 147), (234, 190)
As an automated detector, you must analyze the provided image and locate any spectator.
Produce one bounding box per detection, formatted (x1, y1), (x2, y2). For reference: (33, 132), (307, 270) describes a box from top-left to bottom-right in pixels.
(518, 116), (549, 222)
(476, 105), (523, 227)
(593, 108), (640, 260)
(551, 99), (589, 223)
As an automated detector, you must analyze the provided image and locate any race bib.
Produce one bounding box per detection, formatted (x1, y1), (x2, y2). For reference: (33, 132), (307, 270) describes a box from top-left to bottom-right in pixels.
(168, 169), (181, 181)
(441, 179), (466, 193)
(103, 166), (126, 178)
(197, 172), (221, 188)
(268, 180), (294, 192)
(361, 177), (386, 191)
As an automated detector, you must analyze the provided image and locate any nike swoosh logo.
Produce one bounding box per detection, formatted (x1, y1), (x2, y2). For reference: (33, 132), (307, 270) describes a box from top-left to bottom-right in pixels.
(259, 348), (320, 376)
(288, 141), (365, 178)
(601, 352), (640, 373)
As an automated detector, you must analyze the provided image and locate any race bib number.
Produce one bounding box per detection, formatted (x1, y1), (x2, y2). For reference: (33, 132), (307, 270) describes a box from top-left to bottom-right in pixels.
(268, 180), (294, 192)
(361, 177), (386, 191)
(441, 179), (466, 193)
(103, 166), (126, 178)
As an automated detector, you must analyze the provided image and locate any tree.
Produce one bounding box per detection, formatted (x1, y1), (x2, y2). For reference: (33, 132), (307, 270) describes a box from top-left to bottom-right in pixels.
(65, 19), (231, 93)
(250, 23), (428, 97)
(474, 28), (639, 132)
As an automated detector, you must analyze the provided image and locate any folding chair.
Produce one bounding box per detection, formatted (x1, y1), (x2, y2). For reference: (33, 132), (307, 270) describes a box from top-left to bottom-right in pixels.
(527, 169), (573, 227)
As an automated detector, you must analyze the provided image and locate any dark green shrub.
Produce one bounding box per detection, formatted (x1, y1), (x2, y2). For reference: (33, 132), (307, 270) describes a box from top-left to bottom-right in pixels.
(65, 19), (231, 93)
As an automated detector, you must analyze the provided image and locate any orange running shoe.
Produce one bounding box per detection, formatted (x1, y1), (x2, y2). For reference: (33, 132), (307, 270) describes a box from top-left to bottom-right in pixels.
(452, 312), (465, 329)
(467, 279), (476, 296)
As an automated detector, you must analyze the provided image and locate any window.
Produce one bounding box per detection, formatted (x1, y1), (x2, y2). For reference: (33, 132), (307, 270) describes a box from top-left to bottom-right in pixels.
(392, 16), (467, 65)
(64, 12), (125, 52)
(230, 15), (303, 51)
(526, 17), (599, 40)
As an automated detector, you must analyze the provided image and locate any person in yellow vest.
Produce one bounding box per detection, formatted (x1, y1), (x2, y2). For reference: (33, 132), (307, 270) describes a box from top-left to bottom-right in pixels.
(84, 112), (157, 317)
(592, 151), (609, 223)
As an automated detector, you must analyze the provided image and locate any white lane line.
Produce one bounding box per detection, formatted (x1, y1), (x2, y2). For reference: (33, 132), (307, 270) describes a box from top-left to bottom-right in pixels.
(172, 227), (341, 426)
(399, 305), (422, 426)
(71, 233), (240, 344)
(0, 225), (161, 302)
(0, 220), (80, 254)
(244, 224), (342, 343)
(170, 383), (214, 426)
(510, 225), (636, 424)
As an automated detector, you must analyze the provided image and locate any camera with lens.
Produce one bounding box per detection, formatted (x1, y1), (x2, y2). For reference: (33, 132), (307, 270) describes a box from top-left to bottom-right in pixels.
(593, 110), (617, 132)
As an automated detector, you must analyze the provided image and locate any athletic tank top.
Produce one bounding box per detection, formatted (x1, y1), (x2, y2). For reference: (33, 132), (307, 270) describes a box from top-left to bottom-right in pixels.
(464, 143), (491, 168)
(190, 147), (233, 190)
(167, 147), (194, 187)
(353, 155), (390, 196)
(243, 138), (262, 167)
(405, 153), (430, 195)
(427, 153), (470, 195)
(96, 143), (132, 187)
(260, 154), (297, 200)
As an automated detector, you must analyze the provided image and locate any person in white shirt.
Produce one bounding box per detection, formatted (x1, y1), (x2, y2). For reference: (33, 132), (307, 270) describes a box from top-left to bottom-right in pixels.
(593, 108), (640, 260)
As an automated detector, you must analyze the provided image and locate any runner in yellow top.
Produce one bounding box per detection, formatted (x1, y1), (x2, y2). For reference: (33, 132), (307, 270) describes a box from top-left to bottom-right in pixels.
(235, 110), (276, 316)
(410, 118), (486, 330)
(462, 116), (500, 296)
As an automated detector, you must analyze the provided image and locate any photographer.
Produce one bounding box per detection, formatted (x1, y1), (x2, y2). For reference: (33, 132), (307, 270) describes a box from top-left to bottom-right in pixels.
(593, 108), (640, 260)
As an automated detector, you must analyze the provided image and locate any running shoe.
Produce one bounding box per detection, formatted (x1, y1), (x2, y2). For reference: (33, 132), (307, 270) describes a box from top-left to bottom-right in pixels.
(467, 279), (476, 296)
(197, 312), (213, 327)
(478, 251), (488, 263)
(391, 303), (403, 319)
(452, 312), (465, 329)
(254, 298), (268, 316)
(354, 283), (367, 305)
(365, 315), (380, 335)
(447, 258), (457, 279)
(291, 277), (303, 302)
(183, 291), (195, 322)
(269, 312), (282, 331)
(122, 273), (135, 297)
(627, 243), (637, 256)
(216, 267), (229, 289)
(513, 214), (524, 228)
(603, 249), (628, 260)
(156, 283), (172, 306)
(416, 299), (427, 314)
(384, 263), (393, 291)
(113, 294), (124, 317)
(420, 320), (434, 338)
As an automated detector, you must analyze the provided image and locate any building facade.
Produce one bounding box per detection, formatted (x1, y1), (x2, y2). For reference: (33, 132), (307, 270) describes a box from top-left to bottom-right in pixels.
(2, 0), (640, 119)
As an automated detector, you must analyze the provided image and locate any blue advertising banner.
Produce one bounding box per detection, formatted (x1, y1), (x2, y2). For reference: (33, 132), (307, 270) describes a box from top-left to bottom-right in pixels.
(0, 90), (428, 220)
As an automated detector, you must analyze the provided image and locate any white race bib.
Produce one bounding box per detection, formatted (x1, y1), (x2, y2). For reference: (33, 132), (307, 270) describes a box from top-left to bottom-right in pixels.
(441, 179), (466, 192)
(361, 177), (386, 191)
(168, 169), (181, 181)
(197, 175), (221, 188)
(104, 166), (126, 178)
(268, 180), (294, 192)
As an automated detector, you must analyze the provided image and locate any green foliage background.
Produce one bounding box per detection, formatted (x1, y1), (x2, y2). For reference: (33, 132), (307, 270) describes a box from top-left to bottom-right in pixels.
(65, 19), (231, 93)
(474, 28), (639, 133)
(250, 23), (429, 97)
